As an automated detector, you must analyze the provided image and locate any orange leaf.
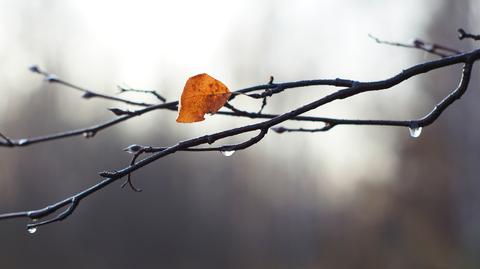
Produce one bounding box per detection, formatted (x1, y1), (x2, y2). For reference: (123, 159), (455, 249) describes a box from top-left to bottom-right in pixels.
(176, 73), (231, 123)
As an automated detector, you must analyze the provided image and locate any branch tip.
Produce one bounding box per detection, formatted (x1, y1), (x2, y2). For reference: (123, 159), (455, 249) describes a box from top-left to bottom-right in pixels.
(108, 108), (134, 116)
(123, 144), (144, 154)
(28, 64), (40, 73)
(458, 28), (480, 41)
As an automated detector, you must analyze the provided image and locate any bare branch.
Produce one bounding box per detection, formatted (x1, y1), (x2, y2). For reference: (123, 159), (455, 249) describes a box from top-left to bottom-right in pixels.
(1, 36), (479, 231)
(29, 65), (156, 107)
(0, 78), (356, 147)
(272, 61), (472, 134)
(120, 129), (268, 191)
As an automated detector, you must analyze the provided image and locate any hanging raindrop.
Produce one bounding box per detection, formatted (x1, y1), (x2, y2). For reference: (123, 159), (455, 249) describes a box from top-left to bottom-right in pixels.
(221, 150), (235, 157)
(17, 139), (29, 145)
(409, 126), (422, 138)
(83, 131), (96, 138)
(27, 227), (37, 234)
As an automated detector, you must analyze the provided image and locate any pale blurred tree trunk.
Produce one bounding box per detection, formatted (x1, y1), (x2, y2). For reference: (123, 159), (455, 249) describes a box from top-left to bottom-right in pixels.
(393, 0), (480, 267)
(435, 0), (480, 264)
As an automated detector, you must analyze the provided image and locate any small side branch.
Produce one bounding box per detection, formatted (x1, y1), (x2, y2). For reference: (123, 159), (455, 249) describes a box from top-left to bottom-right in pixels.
(27, 198), (79, 229)
(0, 101), (178, 147)
(0, 132), (13, 146)
(117, 85), (167, 103)
(272, 124), (334, 133)
(29, 65), (156, 107)
(120, 129), (269, 191)
(369, 34), (461, 57)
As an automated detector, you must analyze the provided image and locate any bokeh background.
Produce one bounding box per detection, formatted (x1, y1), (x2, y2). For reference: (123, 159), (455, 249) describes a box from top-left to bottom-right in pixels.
(1, 0), (479, 268)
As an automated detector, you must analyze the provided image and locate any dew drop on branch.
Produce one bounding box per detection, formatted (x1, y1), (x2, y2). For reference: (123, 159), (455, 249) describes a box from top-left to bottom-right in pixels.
(27, 227), (37, 234)
(221, 150), (235, 157)
(409, 126), (422, 138)
(83, 131), (96, 138)
(17, 139), (29, 145)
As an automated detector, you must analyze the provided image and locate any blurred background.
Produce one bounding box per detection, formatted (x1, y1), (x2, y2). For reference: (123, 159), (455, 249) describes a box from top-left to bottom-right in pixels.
(0, 0), (479, 268)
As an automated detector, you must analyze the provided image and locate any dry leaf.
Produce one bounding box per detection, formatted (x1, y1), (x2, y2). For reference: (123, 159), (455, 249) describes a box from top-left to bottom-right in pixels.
(176, 73), (231, 123)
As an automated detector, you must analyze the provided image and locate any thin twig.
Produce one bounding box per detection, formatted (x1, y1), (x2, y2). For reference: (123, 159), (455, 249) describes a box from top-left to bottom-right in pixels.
(258, 76), (274, 114)
(0, 132), (13, 145)
(368, 34), (461, 57)
(271, 124), (335, 133)
(117, 85), (167, 103)
(29, 65), (155, 107)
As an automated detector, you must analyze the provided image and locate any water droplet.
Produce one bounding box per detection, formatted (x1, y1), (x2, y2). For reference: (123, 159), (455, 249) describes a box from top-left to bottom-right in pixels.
(221, 150), (235, 157)
(83, 131), (96, 138)
(409, 126), (422, 138)
(27, 227), (37, 234)
(17, 139), (29, 145)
